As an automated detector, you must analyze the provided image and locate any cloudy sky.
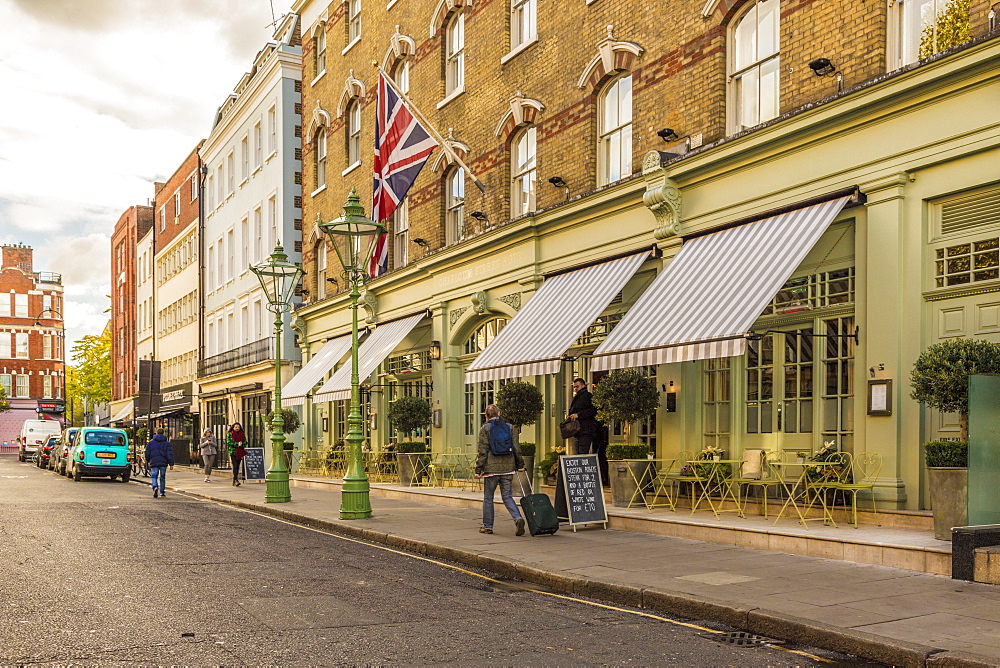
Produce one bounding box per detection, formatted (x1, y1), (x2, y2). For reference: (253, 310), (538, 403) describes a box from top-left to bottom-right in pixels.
(0, 0), (288, 347)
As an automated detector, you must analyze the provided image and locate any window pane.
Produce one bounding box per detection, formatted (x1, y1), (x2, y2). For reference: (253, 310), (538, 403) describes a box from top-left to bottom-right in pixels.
(800, 400), (813, 432)
(734, 7), (758, 70)
(603, 81), (619, 131)
(619, 75), (633, 124)
(784, 402), (797, 433)
(758, 56), (780, 122)
(619, 124), (632, 179)
(757, 0), (779, 58)
(738, 70), (759, 127)
(607, 131), (622, 182)
(760, 402), (773, 433)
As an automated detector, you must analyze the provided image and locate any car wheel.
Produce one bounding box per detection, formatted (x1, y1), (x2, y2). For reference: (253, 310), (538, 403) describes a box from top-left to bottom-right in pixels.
(110, 475), (117, 481)
(18, 453), (24, 462)
(73, 467), (81, 482)
(121, 471), (130, 483)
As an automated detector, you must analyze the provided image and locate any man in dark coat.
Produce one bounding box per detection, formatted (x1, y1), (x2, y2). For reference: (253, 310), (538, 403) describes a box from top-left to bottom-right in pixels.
(568, 377), (598, 455)
(145, 428), (174, 498)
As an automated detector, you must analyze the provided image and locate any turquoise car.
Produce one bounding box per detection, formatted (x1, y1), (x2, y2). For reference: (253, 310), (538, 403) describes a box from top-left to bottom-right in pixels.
(67, 428), (132, 482)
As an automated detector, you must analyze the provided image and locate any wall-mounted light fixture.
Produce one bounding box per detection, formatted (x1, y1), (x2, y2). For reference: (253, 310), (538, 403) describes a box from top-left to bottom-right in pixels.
(664, 380), (678, 412)
(429, 340), (442, 360)
(808, 57), (837, 76)
(470, 211), (488, 222)
(656, 128), (679, 142)
(548, 176), (567, 188)
(411, 238), (429, 247)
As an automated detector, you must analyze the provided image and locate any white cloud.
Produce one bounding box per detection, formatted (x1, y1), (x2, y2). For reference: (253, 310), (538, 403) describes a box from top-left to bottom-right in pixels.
(0, 0), (286, 346)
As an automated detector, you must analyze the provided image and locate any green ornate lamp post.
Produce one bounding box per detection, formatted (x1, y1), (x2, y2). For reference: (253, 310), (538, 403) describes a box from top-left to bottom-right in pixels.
(250, 243), (304, 503)
(318, 188), (385, 519)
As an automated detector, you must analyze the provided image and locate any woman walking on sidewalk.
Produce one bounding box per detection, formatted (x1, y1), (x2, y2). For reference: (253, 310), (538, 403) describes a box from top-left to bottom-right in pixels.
(226, 423), (247, 486)
(199, 429), (218, 482)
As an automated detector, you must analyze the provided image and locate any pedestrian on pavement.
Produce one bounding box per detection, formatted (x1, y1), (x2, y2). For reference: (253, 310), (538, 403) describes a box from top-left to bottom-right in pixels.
(145, 428), (174, 498)
(474, 404), (526, 536)
(568, 377), (598, 456)
(200, 429), (218, 482)
(227, 423), (247, 486)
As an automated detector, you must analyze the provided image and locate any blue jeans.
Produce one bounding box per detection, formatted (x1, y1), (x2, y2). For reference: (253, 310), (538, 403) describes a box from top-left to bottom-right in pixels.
(482, 474), (521, 529)
(150, 466), (167, 494)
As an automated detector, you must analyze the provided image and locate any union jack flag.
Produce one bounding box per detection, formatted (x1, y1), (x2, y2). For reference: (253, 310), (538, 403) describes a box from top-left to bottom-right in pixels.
(370, 72), (439, 277)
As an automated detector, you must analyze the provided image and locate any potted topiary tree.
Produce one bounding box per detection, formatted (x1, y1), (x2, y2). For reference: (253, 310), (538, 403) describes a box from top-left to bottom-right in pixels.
(910, 338), (1000, 540)
(606, 444), (652, 507)
(265, 408), (302, 468)
(388, 396), (432, 486)
(593, 369), (660, 504)
(496, 380), (544, 491)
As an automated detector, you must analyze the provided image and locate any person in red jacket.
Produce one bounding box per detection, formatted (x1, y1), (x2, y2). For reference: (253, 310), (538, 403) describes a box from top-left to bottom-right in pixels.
(226, 423), (247, 486)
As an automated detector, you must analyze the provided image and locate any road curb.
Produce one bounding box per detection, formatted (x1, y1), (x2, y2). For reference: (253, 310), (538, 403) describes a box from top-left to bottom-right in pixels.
(164, 483), (986, 667)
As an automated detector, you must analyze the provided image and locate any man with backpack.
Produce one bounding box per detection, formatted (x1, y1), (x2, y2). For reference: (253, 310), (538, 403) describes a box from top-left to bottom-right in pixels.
(474, 404), (526, 536)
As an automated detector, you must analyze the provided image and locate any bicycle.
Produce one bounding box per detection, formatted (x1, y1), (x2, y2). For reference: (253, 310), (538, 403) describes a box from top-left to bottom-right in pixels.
(131, 448), (150, 477)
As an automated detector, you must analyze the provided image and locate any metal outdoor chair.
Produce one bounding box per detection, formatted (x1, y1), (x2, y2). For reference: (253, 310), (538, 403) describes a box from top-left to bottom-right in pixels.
(732, 449), (782, 517)
(832, 452), (883, 528)
(802, 452), (849, 525)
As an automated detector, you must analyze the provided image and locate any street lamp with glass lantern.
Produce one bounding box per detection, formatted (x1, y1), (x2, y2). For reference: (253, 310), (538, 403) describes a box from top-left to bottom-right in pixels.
(250, 243), (304, 503)
(318, 187), (384, 519)
(34, 309), (66, 421)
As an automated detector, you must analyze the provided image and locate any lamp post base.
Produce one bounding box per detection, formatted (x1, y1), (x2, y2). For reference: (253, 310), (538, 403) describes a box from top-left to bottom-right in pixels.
(340, 479), (372, 519)
(265, 472), (291, 503)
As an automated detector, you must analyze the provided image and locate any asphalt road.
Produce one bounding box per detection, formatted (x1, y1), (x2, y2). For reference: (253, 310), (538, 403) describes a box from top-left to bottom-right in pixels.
(0, 456), (879, 666)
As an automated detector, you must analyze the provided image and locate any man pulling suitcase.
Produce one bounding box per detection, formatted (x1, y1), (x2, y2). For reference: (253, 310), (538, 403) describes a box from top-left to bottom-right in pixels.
(475, 404), (527, 536)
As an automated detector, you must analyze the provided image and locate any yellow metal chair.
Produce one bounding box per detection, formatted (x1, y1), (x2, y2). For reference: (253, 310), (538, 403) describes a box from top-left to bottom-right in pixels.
(802, 451), (849, 526)
(832, 452), (883, 528)
(732, 450), (782, 517)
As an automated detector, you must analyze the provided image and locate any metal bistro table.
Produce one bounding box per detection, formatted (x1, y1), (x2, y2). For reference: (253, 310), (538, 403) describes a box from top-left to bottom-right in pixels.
(687, 459), (745, 518)
(771, 461), (840, 527)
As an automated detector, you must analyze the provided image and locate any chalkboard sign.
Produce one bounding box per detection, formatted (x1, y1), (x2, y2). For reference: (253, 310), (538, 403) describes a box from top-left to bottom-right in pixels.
(558, 453), (607, 530)
(242, 448), (266, 481)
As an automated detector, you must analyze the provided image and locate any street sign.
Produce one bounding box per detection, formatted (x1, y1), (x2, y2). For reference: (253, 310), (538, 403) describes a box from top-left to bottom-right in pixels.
(558, 453), (607, 531)
(242, 447), (266, 481)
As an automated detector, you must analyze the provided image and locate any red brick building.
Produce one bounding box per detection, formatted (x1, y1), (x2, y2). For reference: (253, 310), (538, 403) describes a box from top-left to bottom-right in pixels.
(110, 205), (153, 406)
(0, 244), (66, 445)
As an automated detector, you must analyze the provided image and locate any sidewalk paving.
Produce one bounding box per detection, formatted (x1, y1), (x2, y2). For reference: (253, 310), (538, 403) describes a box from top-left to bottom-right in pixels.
(154, 467), (999, 667)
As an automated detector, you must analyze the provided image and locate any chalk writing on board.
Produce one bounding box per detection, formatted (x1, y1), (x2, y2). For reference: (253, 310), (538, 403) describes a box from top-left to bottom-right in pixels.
(559, 454), (607, 527)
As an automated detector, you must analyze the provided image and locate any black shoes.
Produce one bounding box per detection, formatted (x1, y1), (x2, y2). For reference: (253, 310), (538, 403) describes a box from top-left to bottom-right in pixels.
(153, 490), (158, 498)
(515, 518), (526, 536)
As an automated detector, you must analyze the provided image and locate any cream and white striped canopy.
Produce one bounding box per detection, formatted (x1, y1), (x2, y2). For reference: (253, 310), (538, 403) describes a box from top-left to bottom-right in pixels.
(591, 197), (850, 371)
(280, 334), (352, 407)
(464, 252), (648, 383)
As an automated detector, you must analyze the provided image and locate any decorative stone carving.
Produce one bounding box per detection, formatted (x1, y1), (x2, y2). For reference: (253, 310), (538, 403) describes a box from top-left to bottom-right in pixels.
(381, 26), (416, 69)
(449, 306), (469, 325)
(336, 70), (367, 118)
(305, 100), (331, 143)
(499, 293), (521, 311)
(494, 92), (545, 138)
(290, 314), (307, 342)
(642, 150), (682, 239)
(360, 289), (377, 325)
(432, 128), (471, 173)
(471, 291), (488, 314)
(577, 25), (644, 90)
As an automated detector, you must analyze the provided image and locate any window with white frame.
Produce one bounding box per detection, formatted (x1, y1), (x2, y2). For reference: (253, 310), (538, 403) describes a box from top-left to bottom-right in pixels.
(208, 244), (216, 290)
(316, 129), (328, 189)
(511, 126), (536, 216)
(0, 374), (10, 397)
(254, 121), (263, 168)
(445, 168), (465, 245)
(254, 206), (264, 261)
(0, 295), (9, 317)
(191, 174), (198, 200)
(227, 229), (235, 281)
(0, 334), (10, 358)
(445, 12), (465, 95)
(216, 165), (224, 202)
(731, 0), (780, 131)
(393, 199), (409, 268)
(241, 217), (250, 270)
(160, 205), (166, 231)
(317, 244), (328, 299)
(43, 335), (51, 359)
(269, 197), (278, 250)
(598, 74), (633, 185)
(15, 374), (27, 397)
(227, 152), (235, 194)
(347, 102), (362, 166)
(347, 0), (361, 43)
(241, 136), (249, 180)
(394, 58), (410, 94)
(43, 375), (52, 398)
(174, 191), (181, 216)
(314, 25), (327, 78)
(510, 0), (536, 51)
(268, 106), (277, 154)
(893, 0), (971, 67)
(14, 293), (27, 317)
(15, 332), (27, 358)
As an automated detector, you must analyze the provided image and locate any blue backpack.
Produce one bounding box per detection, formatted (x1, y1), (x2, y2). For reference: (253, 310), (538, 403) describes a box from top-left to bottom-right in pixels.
(488, 419), (514, 455)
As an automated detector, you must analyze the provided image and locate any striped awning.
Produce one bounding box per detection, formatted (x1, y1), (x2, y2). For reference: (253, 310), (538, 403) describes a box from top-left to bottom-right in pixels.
(591, 197), (851, 371)
(313, 313), (425, 403)
(465, 253), (648, 383)
(109, 401), (133, 423)
(280, 334), (352, 407)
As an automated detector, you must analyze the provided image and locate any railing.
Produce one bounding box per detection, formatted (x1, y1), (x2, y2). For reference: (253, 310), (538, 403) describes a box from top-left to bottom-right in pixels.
(34, 272), (62, 285)
(198, 338), (273, 377)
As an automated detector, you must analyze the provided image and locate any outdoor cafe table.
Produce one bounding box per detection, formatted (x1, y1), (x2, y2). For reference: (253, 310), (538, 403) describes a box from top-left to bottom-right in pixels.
(771, 461), (840, 528)
(687, 459), (745, 518)
(616, 458), (676, 511)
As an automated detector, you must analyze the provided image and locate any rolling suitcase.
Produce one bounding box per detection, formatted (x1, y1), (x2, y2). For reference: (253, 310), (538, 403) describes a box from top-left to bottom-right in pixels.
(518, 477), (559, 536)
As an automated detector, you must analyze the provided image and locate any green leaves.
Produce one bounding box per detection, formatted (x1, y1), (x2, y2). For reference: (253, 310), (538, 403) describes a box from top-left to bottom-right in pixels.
(592, 368), (660, 425)
(909, 338), (1000, 415)
(387, 395), (432, 436)
(67, 330), (112, 411)
(496, 381), (544, 429)
(0, 385), (9, 414)
(265, 408), (301, 434)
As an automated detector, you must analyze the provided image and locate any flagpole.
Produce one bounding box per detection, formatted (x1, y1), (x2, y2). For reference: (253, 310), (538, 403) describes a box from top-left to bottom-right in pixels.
(374, 62), (486, 194)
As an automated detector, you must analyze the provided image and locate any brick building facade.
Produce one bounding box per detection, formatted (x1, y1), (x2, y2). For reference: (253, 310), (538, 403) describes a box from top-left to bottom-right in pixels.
(0, 244), (66, 444)
(110, 205), (153, 412)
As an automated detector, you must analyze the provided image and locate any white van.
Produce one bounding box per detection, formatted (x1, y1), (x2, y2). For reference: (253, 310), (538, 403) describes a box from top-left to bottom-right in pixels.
(18, 419), (63, 461)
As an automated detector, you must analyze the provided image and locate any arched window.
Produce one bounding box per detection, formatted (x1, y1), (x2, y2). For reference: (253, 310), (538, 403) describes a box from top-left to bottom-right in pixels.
(315, 129), (327, 189)
(393, 58), (410, 95)
(731, 0), (779, 131)
(464, 318), (507, 355)
(445, 167), (465, 245)
(511, 126), (536, 216)
(598, 74), (632, 185)
(445, 12), (465, 95)
(346, 101), (361, 167)
(314, 25), (327, 79)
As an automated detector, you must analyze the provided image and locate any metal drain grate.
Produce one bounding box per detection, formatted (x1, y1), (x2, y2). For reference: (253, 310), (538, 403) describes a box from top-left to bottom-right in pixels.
(700, 631), (783, 647)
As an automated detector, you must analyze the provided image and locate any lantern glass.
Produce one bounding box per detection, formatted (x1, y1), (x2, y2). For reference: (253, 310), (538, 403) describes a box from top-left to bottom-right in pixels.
(250, 243), (303, 309)
(319, 187), (385, 273)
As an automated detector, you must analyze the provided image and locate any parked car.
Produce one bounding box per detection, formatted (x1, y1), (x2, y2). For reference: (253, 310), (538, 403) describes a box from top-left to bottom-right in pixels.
(35, 435), (59, 468)
(66, 427), (132, 482)
(51, 428), (79, 475)
(17, 420), (62, 462)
